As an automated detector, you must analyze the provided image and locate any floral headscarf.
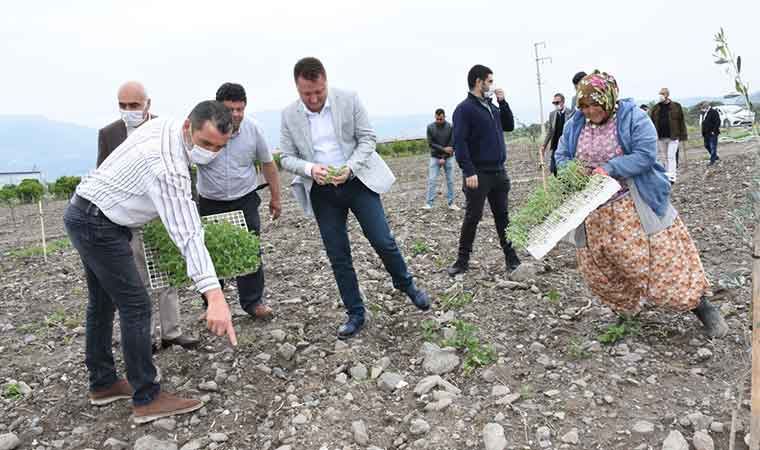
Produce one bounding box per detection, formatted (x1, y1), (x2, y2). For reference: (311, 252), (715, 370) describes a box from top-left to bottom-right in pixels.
(575, 70), (619, 114)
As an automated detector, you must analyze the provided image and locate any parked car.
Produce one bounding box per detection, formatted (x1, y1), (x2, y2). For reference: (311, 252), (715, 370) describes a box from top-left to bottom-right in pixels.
(714, 105), (755, 128)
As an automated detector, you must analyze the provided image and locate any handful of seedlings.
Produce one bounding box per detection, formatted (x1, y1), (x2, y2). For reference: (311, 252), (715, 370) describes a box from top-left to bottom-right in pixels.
(143, 220), (261, 288)
(324, 165), (348, 184)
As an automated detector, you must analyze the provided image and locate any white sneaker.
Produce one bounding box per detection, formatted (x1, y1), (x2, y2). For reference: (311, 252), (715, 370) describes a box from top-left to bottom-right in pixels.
(422, 204), (433, 210)
(448, 204), (461, 211)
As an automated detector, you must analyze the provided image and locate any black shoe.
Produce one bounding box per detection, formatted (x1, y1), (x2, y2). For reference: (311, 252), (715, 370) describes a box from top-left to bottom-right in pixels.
(707, 161), (716, 166)
(691, 297), (729, 338)
(406, 287), (431, 311)
(337, 316), (365, 340)
(447, 261), (468, 277)
(505, 248), (522, 272)
(161, 334), (200, 350)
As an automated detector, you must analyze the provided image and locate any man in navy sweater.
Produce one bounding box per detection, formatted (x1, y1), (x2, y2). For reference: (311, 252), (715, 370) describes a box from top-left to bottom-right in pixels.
(448, 64), (521, 276)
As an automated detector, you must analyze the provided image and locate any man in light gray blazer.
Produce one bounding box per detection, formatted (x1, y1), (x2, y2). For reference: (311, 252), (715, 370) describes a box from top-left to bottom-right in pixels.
(280, 57), (431, 339)
(540, 93), (571, 176)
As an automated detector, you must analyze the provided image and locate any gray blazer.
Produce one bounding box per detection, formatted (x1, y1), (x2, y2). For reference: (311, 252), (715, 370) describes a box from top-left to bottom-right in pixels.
(542, 107), (571, 148)
(280, 87), (395, 216)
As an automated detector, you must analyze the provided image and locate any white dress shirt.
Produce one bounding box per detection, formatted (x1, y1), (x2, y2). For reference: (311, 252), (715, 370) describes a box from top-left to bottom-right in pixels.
(302, 98), (346, 177)
(76, 118), (220, 293)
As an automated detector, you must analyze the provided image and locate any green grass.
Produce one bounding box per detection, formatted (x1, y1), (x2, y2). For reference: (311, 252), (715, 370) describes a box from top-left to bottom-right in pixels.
(441, 291), (473, 310)
(410, 240), (430, 256)
(567, 337), (591, 360)
(421, 319), (440, 342)
(546, 289), (561, 305)
(440, 320), (497, 375)
(2, 383), (23, 400)
(9, 238), (70, 257)
(597, 318), (640, 345)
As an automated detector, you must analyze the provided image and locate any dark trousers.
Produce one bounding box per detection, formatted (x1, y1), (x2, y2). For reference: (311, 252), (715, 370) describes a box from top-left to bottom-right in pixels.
(64, 201), (159, 406)
(703, 134), (719, 163)
(198, 190), (264, 313)
(456, 170), (514, 261)
(309, 178), (413, 319)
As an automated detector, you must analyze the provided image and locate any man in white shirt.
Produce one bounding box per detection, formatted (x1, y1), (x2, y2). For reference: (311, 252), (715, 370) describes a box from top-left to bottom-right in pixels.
(196, 82), (281, 319)
(65, 100), (237, 424)
(280, 57), (431, 340)
(96, 81), (198, 351)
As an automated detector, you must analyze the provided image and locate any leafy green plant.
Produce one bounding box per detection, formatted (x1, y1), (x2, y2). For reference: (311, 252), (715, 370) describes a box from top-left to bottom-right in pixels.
(567, 337), (590, 360)
(324, 165), (348, 184)
(9, 238), (70, 258)
(546, 288), (561, 305)
(441, 291), (473, 310)
(410, 240), (430, 256)
(3, 383), (22, 400)
(441, 320), (497, 375)
(143, 220), (260, 287)
(421, 319), (440, 342)
(597, 318), (640, 345)
(507, 161), (594, 248)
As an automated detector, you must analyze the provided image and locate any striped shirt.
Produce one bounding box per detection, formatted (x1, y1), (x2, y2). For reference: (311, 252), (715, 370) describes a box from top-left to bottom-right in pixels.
(76, 118), (219, 293)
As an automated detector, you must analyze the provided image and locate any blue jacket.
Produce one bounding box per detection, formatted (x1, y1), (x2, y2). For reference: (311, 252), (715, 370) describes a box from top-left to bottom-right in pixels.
(555, 99), (671, 217)
(453, 93), (515, 177)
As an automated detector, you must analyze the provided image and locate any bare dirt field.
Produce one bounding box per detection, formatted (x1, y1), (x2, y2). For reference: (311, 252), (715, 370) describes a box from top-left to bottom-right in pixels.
(0, 140), (757, 450)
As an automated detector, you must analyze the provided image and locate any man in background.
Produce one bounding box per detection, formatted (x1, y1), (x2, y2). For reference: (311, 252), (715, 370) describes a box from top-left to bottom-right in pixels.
(650, 88), (688, 183)
(569, 71), (587, 116)
(540, 93), (571, 176)
(423, 108), (458, 210)
(700, 101), (721, 166)
(196, 82), (281, 320)
(97, 81), (198, 351)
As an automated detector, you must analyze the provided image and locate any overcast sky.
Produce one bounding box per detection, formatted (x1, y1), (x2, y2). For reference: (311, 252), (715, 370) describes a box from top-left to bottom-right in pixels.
(1, 0), (758, 129)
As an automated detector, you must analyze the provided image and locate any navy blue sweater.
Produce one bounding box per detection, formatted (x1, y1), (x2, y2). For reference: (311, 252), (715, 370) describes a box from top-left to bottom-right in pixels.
(452, 93), (514, 177)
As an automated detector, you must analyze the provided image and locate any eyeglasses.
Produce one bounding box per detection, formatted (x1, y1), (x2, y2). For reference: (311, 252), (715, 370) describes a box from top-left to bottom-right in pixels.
(551, 101), (561, 105)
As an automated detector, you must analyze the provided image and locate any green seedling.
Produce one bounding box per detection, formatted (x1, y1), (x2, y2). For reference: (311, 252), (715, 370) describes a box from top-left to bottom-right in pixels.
(3, 383), (22, 400)
(598, 318), (640, 345)
(324, 165), (348, 184)
(411, 240), (429, 256)
(441, 291), (473, 310)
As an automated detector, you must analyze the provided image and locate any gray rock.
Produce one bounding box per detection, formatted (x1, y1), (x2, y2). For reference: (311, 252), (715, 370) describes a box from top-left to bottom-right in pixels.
(103, 438), (129, 450)
(561, 428), (579, 445)
(133, 435), (177, 450)
(409, 419), (430, 435)
(529, 342), (546, 352)
(632, 420), (655, 434)
(208, 433), (228, 443)
(509, 263), (539, 281)
(179, 439), (205, 450)
(481, 368), (497, 383)
(696, 348), (713, 360)
(495, 393), (521, 406)
(378, 372), (407, 392)
(371, 356), (391, 379)
(661, 430), (688, 450)
(536, 426), (551, 442)
(710, 422), (724, 433)
(482, 423), (507, 450)
(292, 414), (309, 425)
(424, 397), (453, 412)
(0, 433), (20, 450)
(491, 385), (510, 397)
(334, 341), (350, 352)
(153, 418), (176, 432)
(352, 420), (369, 445)
(544, 389), (561, 398)
(278, 343), (297, 361)
(275, 446), (292, 450)
(198, 381), (219, 392)
(687, 412), (713, 431)
(414, 375), (443, 395)
(270, 329), (287, 342)
(692, 431), (714, 450)
(335, 373), (348, 384)
(350, 363), (368, 381)
(421, 343), (461, 375)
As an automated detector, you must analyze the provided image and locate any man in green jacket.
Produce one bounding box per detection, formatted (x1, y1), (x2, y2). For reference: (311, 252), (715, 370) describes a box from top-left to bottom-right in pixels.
(650, 88), (687, 183)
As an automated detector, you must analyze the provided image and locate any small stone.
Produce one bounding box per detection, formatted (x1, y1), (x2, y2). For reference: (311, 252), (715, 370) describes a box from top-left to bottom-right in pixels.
(180, 439), (204, 450)
(352, 420), (369, 445)
(710, 422), (724, 433)
(495, 393), (521, 406)
(134, 435), (178, 450)
(491, 385), (510, 397)
(414, 375), (443, 396)
(603, 395), (614, 404)
(209, 433), (228, 443)
(72, 425), (88, 435)
(103, 438), (128, 449)
(278, 343), (297, 361)
(421, 343), (461, 375)
(481, 368), (497, 383)
(0, 433), (20, 450)
(482, 423), (507, 450)
(510, 263), (538, 281)
(662, 430), (688, 450)
(350, 364), (368, 380)
(335, 373), (348, 384)
(424, 398), (453, 411)
(687, 412), (713, 431)
(561, 428), (579, 445)
(334, 341), (350, 352)
(696, 348), (713, 360)
(536, 426), (551, 442)
(270, 329), (287, 342)
(153, 418), (176, 431)
(292, 414), (308, 425)
(632, 420), (655, 434)
(544, 389), (560, 398)
(198, 381), (219, 392)
(529, 342), (546, 352)
(409, 419), (430, 435)
(692, 430), (714, 450)
(378, 372), (407, 392)
(256, 352), (272, 361)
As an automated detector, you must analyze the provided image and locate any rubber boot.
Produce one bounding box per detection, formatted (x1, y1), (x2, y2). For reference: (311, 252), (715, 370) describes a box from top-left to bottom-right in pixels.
(691, 297), (729, 338)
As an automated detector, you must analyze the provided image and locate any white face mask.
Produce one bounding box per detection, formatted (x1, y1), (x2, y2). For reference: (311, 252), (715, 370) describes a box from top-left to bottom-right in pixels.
(555, 103), (564, 111)
(482, 83), (494, 99)
(187, 126), (221, 165)
(121, 109), (146, 128)
(658, 94), (667, 103)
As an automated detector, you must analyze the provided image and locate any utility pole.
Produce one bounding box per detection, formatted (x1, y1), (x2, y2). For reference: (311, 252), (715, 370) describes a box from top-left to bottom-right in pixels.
(534, 42), (552, 137)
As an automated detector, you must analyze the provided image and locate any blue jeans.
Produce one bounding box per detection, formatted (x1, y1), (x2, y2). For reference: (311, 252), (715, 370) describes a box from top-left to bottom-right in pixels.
(703, 134), (718, 163)
(425, 157), (455, 206)
(310, 178), (414, 319)
(64, 201), (159, 406)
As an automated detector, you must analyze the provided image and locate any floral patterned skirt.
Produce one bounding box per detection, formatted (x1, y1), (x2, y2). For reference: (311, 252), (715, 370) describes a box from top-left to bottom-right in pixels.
(576, 196), (708, 314)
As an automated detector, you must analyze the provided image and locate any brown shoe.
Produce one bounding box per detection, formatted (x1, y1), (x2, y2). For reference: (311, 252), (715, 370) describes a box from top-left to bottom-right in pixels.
(132, 391), (203, 424)
(89, 379), (133, 406)
(251, 303), (273, 320)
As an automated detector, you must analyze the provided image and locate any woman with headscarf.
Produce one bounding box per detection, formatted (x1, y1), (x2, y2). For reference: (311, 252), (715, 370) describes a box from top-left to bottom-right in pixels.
(555, 71), (728, 338)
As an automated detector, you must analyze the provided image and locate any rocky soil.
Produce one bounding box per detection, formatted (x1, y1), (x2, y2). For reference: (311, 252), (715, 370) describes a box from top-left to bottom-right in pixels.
(0, 141), (757, 450)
